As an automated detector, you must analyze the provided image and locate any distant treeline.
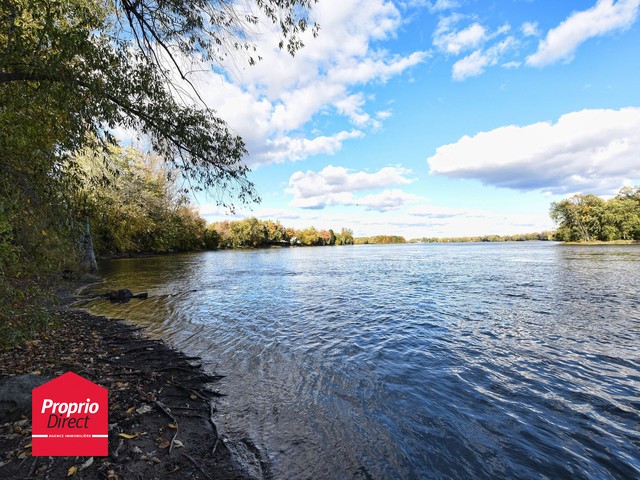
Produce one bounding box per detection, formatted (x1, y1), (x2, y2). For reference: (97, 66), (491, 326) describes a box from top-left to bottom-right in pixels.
(410, 232), (556, 243)
(355, 235), (406, 244)
(205, 218), (354, 248)
(550, 186), (640, 242)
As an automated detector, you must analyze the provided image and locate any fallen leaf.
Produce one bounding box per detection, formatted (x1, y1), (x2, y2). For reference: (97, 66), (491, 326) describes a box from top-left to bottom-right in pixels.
(118, 433), (140, 439)
(67, 465), (78, 476)
(23, 443), (32, 449)
(157, 437), (171, 449)
(189, 394), (197, 400)
(126, 406), (136, 415)
(79, 457), (94, 471)
(172, 439), (184, 448)
(167, 423), (177, 430)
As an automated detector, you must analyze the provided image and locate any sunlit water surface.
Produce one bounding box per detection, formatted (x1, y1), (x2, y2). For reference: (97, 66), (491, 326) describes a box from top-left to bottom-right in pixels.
(82, 243), (640, 479)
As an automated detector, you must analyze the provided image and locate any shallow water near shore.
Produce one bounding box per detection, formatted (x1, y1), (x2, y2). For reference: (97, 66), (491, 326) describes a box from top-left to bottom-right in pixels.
(83, 242), (640, 479)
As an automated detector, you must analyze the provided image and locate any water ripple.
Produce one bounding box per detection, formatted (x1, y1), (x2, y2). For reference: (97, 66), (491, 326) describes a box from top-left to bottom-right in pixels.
(84, 243), (640, 479)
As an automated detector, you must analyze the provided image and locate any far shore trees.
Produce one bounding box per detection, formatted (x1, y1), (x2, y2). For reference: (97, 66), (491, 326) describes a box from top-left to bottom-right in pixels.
(205, 219), (354, 249)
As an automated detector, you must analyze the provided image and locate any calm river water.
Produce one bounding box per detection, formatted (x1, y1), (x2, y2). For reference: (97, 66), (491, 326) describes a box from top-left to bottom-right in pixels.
(82, 243), (640, 479)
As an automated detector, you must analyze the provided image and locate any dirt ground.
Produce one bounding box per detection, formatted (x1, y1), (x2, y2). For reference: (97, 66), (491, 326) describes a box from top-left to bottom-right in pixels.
(0, 285), (261, 480)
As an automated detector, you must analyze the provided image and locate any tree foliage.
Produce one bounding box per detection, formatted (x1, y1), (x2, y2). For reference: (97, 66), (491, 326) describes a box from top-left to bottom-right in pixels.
(1, 0), (317, 207)
(355, 235), (406, 245)
(74, 145), (207, 255)
(411, 232), (555, 243)
(550, 187), (640, 242)
(206, 218), (354, 248)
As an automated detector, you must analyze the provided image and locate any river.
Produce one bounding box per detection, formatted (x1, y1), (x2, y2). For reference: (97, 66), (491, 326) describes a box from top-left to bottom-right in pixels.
(82, 242), (640, 479)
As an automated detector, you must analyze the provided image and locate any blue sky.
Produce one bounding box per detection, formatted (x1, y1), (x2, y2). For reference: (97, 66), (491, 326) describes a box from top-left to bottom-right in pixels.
(188, 0), (640, 238)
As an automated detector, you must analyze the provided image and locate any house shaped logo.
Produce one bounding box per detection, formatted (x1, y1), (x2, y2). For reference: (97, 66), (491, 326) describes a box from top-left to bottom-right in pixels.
(32, 372), (108, 456)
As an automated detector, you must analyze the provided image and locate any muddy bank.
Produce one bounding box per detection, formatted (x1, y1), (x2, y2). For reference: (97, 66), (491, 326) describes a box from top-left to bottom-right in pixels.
(0, 286), (264, 479)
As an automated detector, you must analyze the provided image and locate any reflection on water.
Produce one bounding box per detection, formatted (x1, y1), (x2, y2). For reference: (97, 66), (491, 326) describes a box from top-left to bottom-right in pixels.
(81, 243), (640, 479)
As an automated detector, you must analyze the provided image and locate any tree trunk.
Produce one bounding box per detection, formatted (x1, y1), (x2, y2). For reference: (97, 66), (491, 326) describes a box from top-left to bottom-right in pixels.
(81, 217), (98, 272)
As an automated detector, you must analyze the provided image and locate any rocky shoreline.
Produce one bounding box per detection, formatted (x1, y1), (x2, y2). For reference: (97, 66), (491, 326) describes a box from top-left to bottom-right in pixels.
(0, 283), (258, 480)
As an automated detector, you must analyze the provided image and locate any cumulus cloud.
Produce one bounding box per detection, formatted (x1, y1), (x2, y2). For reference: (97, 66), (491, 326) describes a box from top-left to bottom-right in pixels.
(180, 0), (427, 166)
(427, 107), (640, 194)
(260, 131), (365, 164)
(289, 189), (424, 211)
(526, 0), (640, 67)
(286, 165), (421, 210)
(288, 165), (414, 197)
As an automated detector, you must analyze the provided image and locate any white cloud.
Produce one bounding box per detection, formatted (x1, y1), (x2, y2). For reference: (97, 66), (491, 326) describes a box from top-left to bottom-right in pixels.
(401, 0), (459, 12)
(288, 164), (415, 197)
(433, 14), (518, 79)
(526, 0), (640, 67)
(452, 37), (517, 80)
(286, 165), (420, 210)
(197, 204), (233, 217)
(431, 0), (460, 11)
(260, 130), (365, 164)
(452, 49), (490, 80)
(288, 189), (424, 211)
(427, 107), (640, 194)
(521, 21), (540, 37)
(182, 0), (427, 166)
(434, 16), (488, 55)
(354, 189), (425, 211)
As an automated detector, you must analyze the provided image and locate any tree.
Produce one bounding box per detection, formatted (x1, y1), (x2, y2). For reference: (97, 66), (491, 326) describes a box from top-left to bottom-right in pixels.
(340, 228), (354, 245)
(1, 0), (318, 207)
(230, 217), (267, 247)
(298, 226), (320, 246)
(71, 145), (208, 254)
(328, 229), (336, 246)
(550, 194), (604, 242)
(550, 187), (640, 242)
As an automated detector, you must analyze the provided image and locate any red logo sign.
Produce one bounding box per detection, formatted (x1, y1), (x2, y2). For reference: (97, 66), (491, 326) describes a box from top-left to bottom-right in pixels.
(32, 372), (108, 456)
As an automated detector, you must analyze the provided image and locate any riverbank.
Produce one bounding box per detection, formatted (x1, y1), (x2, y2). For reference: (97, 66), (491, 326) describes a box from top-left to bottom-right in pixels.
(0, 281), (256, 480)
(561, 240), (640, 245)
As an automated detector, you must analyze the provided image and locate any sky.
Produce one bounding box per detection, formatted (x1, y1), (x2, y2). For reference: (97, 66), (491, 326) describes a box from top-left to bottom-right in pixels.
(173, 0), (640, 238)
